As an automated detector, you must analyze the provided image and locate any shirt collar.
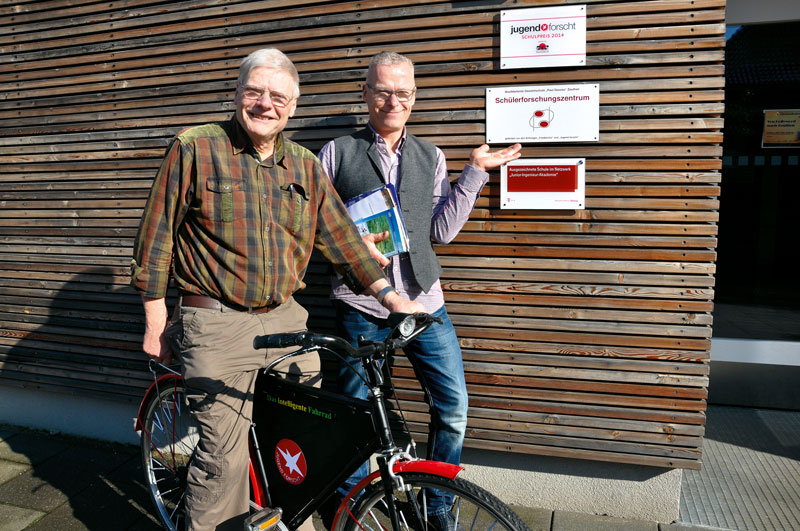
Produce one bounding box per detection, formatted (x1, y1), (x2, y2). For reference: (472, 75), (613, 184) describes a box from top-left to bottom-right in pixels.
(230, 116), (286, 167)
(367, 123), (406, 154)
(230, 116), (250, 155)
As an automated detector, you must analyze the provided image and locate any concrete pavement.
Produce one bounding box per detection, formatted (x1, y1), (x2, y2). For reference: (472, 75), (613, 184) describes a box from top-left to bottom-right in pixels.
(0, 423), (731, 531)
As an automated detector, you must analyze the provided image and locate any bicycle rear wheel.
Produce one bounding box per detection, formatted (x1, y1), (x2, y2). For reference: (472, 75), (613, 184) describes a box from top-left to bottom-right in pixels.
(340, 472), (530, 531)
(140, 380), (198, 531)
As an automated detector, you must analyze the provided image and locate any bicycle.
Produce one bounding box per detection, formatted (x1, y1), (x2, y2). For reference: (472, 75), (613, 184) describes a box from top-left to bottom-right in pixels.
(135, 312), (531, 531)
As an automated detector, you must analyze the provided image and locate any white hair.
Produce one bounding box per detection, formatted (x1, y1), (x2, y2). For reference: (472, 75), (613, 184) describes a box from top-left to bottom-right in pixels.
(238, 48), (300, 97)
(366, 51), (415, 83)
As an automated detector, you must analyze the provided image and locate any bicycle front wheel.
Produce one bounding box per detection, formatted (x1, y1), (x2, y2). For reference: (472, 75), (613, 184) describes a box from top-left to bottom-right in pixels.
(341, 472), (530, 531)
(140, 380), (199, 531)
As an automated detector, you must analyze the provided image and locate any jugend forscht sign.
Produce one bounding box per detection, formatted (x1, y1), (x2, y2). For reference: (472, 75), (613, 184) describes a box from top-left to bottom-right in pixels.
(500, 5), (587, 69)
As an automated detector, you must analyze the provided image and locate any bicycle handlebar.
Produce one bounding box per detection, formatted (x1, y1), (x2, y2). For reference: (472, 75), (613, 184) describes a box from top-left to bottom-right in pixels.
(253, 331), (311, 350)
(252, 312), (441, 359)
(253, 331), (369, 358)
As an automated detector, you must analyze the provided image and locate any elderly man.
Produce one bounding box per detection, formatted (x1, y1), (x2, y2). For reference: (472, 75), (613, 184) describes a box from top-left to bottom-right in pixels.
(131, 48), (422, 531)
(318, 51), (521, 530)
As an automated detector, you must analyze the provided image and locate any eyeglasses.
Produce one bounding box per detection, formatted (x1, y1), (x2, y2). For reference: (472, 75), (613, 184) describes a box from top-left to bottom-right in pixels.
(239, 85), (295, 108)
(365, 83), (416, 103)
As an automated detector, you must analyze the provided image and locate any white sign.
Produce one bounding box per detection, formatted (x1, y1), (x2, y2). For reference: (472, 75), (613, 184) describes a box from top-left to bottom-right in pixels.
(486, 84), (599, 144)
(500, 5), (587, 69)
(501, 158), (585, 210)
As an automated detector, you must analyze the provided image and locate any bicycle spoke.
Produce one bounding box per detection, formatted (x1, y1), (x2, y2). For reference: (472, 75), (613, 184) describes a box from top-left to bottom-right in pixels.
(420, 489), (429, 531)
(174, 437), (195, 456)
(149, 461), (168, 472)
(151, 410), (165, 435)
(141, 382), (197, 531)
(159, 485), (183, 497)
(398, 505), (410, 531)
(367, 509), (386, 531)
(168, 490), (187, 520)
(468, 506), (480, 531)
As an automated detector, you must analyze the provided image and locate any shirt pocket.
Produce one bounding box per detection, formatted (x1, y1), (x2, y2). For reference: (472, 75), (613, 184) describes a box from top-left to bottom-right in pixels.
(278, 183), (310, 235)
(203, 179), (245, 222)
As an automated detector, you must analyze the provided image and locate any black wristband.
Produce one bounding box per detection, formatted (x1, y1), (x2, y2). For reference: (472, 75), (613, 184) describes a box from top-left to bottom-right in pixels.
(376, 285), (397, 305)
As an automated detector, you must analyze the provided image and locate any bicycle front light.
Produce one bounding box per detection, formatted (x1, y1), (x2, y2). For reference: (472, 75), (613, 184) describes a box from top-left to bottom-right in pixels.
(398, 315), (416, 338)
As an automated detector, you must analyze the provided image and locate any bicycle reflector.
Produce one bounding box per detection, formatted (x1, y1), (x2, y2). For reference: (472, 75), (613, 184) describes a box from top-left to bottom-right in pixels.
(244, 506), (286, 531)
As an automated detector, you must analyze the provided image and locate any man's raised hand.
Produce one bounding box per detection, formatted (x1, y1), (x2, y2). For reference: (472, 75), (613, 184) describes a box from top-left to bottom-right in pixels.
(468, 143), (522, 172)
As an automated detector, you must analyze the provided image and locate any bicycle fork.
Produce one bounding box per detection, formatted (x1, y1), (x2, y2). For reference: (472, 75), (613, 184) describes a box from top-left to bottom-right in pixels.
(377, 453), (433, 531)
(369, 380), (429, 531)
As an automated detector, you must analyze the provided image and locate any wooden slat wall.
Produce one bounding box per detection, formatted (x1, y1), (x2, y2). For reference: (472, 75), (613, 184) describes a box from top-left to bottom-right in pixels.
(0, 0), (723, 469)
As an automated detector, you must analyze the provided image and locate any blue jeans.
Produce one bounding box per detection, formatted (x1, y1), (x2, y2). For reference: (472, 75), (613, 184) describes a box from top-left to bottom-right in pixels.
(333, 302), (468, 514)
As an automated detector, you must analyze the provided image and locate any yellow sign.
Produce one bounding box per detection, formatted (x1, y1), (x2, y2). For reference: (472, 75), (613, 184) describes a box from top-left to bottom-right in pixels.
(762, 109), (800, 147)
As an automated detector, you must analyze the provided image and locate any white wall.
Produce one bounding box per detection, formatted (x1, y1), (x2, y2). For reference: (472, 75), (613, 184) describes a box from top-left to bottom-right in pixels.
(0, 384), (140, 445)
(460, 447), (682, 523)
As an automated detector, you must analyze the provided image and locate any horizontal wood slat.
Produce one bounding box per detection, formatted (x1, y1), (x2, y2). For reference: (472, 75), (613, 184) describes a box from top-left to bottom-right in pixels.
(0, 0), (722, 469)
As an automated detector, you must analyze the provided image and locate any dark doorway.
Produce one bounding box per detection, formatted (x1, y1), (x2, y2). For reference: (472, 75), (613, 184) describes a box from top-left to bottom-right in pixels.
(713, 21), (800, 342)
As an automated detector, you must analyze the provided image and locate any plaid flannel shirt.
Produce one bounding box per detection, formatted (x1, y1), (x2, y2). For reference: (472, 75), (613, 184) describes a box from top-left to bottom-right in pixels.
(130, 118), (384, 308)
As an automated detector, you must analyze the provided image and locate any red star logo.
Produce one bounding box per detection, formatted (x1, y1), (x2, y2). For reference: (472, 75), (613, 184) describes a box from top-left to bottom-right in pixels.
(275, 439), (307, 485)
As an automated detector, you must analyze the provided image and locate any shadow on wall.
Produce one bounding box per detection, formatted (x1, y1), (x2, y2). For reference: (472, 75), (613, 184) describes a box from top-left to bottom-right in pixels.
(0, 266), (170, 527)
(0, 266), (156, 404)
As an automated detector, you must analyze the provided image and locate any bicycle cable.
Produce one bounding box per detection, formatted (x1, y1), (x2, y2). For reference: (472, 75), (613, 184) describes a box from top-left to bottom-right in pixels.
(384, 354), (418, 459)
(264, 346), (373, 390)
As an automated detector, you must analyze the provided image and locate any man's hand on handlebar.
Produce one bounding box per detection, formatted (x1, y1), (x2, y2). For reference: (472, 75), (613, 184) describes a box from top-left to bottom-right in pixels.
(383, 289), (426, 314)
(367, 279), (426, 314)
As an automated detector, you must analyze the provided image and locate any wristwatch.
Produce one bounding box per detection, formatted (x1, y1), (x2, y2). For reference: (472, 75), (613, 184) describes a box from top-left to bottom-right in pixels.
(376, 285), (397, 305)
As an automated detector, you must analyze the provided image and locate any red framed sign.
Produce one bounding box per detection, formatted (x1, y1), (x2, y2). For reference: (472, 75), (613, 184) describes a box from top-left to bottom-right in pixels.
(501, 158), (585, 210)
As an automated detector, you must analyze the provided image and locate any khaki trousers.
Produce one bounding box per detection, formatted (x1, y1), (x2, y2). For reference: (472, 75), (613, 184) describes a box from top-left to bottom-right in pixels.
(166, 296), (320, 531)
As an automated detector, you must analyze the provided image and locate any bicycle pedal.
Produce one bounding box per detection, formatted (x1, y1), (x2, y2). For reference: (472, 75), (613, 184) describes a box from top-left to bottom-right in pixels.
(244, 506), (286, 531)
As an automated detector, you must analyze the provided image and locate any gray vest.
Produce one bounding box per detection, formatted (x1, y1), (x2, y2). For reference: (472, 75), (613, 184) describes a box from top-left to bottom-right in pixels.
(333, 128), (442, 293)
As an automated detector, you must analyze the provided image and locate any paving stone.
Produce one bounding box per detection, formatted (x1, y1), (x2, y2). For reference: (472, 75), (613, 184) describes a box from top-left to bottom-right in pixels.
(0, 431), (69, 466)
(23, 503), (92, 531)
(41, 453), (160, 530)
(26, 497), (159, 531)
(553, 510), (659, 531)
(0, 461), (28, 486)
(0, 440), (133, 511)
(125, 514), (163, 531)
(510, 504), (552, 531)
(0, 425), (23, 443)
(0, 503), (44, 531)
(0, 468), (69, 512)
(659, 524), (733, 531)
(679, 405), (800, 531)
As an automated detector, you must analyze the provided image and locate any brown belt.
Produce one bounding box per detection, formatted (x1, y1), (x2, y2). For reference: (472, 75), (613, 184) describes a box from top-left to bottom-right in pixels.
(180, 294), (278, 314)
